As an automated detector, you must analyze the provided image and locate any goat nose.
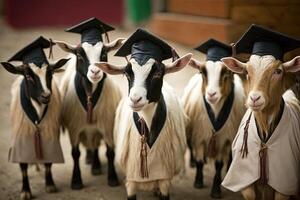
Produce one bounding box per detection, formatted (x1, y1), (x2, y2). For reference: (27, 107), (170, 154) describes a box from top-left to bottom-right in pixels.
(208, 92), (217, 97)
(130, 96), (142, 104)
(250, 95), (261, 102)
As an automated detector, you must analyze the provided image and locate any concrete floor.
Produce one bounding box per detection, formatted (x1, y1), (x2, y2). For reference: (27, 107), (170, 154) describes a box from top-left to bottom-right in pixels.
(0, 20), (243, 200)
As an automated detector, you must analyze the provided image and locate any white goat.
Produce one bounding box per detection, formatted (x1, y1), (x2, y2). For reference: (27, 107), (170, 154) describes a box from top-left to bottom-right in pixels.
(55, 37), (124, 189)
(182, 57), (245, 198)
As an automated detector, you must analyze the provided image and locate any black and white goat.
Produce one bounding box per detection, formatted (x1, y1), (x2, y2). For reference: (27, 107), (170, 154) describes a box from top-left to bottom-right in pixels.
(55, 37), (124, 189)
(95, 52), (192, 199)
(1, 43), (69, 199)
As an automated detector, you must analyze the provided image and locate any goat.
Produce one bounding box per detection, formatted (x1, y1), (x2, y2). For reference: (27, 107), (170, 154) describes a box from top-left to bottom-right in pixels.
(55, 37), (124, 189)
(221, 54), (300, 200)
(94, 30), (192, 199)
(1, 36), (69, 200)
(182, 56), (245, 198)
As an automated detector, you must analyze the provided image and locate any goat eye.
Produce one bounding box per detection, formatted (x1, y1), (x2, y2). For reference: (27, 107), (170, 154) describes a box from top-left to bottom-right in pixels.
(152, 72), (162, 79)
(274, 68), (282, 75)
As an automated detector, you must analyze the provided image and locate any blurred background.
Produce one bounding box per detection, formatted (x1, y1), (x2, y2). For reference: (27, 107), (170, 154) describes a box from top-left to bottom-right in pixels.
(0, 0), (299, 199)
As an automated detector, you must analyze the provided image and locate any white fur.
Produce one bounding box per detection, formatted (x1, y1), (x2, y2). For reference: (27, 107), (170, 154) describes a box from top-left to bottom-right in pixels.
(114, 82), (187, 196)
(182, 71), (245, 162)
(28, 63), (49, 119)
(128, 58), (155, 111)
(82, 42), (105, 87)
(59, 54), (122, 149)
(29, 63), (50, 94)
(205, 61), (223, 104)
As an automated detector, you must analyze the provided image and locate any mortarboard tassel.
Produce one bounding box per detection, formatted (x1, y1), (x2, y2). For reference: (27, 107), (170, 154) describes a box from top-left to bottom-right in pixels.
(125, 56), (129, 64)
(259, 142), (268, 185)
(34, 122), (43, 160)
(139, 117), (149, 179)
(100, 25), (110, 43)
(240, 112), (252, 158)
(231, 43), (236, 58)
(48, 38), (54, 59)
(86, 92), (93, 124)
(171, 49), (179, 62)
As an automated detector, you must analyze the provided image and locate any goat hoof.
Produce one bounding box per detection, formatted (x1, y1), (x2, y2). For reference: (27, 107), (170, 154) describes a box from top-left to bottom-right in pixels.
(46, 185), (57, 193)
(193, 180), (204, 189)
(20, 191), (32, 200)
(210, 190), (222, 199)
(91, 167), (102, 175)
(108, 177), (120, 187)
(71, 182), (83, 190)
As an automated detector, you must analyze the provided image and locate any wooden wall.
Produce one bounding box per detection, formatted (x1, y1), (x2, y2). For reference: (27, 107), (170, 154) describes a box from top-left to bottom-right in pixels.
(149, 0), (300, 47)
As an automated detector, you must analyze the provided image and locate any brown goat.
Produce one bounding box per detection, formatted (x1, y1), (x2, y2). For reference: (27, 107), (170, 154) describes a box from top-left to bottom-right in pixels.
(221, 54), (300, 200)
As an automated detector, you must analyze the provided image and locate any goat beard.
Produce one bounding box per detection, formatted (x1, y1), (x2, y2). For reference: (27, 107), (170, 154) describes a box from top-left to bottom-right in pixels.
(254, 101), (282, 139)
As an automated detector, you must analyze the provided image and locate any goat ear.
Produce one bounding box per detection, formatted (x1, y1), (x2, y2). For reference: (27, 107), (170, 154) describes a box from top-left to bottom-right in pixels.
(165, 53), (193, 74)
(51, 58), (70, 73)
(104, 38), (126, 52)
(189, 58), (205, 70)
(283, 56), (300, 73)
(94, 62), (126, 75)
(221, 57), (246, 74)
(52, 58), (70, 69)
(1, 62), (24, 75)
(55, 41), (77, 54)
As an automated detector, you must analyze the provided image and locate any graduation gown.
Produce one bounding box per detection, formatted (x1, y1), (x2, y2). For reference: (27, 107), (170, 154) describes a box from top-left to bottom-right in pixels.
(222, 99), (300, 196)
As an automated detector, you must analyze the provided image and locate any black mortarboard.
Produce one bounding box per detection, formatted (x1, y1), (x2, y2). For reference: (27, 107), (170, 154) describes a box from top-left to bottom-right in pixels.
(195, 38), (232, 61)
(66, 17), (115, 45)
(115, 28), (174, 65)
(235, 24), (300, 60)
(8, 36), (51, 67)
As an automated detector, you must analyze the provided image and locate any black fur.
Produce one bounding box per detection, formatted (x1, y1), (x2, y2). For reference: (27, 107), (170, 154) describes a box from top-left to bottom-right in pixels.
(127, 195), (137, 200)
(211, 160), (224, 199)
(133, 95), (166, 148)
(106, 144), (120, 186)
(194, 161), (204, 189)
(91, 148), (102, 175)
(71, 146), (83, 190)
(20, 163), (31, 193)
(124, 61), (165, 103)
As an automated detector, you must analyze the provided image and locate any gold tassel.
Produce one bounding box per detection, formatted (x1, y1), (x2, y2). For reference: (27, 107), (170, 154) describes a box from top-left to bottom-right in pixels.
(139, 117), (149, 178)
(34, 122), (43, 160)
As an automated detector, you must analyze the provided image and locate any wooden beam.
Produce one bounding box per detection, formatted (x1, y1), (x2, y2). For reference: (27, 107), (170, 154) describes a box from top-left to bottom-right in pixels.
(231, 5), (300, 25)
(149, 13), (233, 47)
(167, 0), (230, 18)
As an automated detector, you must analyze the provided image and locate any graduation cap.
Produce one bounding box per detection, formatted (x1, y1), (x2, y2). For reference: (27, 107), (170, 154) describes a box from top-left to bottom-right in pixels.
(235, 24), (300, 60)
(195, 38), (232, 61)
(115, 28), (175, 65)
(66, 17), (115, 45)
(8, 36), (52, 67)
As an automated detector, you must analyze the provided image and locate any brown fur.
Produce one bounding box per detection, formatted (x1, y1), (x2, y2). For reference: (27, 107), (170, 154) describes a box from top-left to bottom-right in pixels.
(240, 58), (299, 200)
(182, 72), (245, 162)
(246, 60), (296, 140)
